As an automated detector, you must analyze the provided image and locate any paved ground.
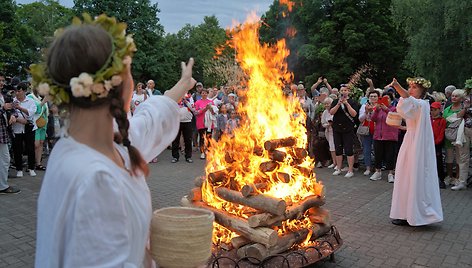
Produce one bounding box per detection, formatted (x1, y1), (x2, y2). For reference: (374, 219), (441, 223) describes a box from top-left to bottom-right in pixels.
(1, 149), (472, 267)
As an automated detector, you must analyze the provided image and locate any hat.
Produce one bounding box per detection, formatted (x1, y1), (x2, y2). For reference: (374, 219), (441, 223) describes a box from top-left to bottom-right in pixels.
(431, 102), (442, 109)
(297, 84), (305, 90)
(228, 93), (237, 98)
(196, 82), (203, 87)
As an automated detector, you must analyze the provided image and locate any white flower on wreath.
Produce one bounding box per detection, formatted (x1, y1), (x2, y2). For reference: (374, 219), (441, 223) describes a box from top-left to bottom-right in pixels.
(104, 80), (113, 91)
(78, 73), (94, 87)
(37, 83), (50, 96)
(71, 83), (91, 98)
(111, 75), (123, 86)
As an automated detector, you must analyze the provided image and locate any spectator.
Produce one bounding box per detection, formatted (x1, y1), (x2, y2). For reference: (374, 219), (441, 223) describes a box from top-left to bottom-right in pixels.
(453, 92), (472, 190)
(0, 72), (20, 194)
(369, 93), (399, 182)
(225, 109), (239, 138)
(443, 89), (464, 185)
(443, 85), (456, 108)
(146, 79), (161, 96)
(131, 82), (148, 113)
(321, 97), (336, 168)
(215, 104), (228, 141)
(28, 87), (49, 171)
(430, 101), (447, 188)
(11, 82), (37, 177)
(194, 88), (216, 159)
(171, 93), (194, 163)
(358, 90), (379, 176)
(329, 84), (359, 178)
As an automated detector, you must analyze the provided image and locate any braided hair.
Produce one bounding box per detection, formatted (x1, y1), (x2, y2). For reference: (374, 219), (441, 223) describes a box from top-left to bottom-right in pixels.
(47, 24), (148, 176)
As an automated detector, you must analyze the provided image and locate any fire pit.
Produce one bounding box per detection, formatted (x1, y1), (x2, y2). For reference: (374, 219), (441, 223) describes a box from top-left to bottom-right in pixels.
(181, 11), (342, 268)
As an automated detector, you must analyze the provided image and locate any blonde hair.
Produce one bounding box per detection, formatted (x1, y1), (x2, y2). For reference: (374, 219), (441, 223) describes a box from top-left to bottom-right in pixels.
(452, 89), (466, 99)
(323, 97), (333, 105)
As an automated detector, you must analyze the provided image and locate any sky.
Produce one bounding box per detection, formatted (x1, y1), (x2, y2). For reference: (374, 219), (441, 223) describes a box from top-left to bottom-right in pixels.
(16, 0), (274, 34)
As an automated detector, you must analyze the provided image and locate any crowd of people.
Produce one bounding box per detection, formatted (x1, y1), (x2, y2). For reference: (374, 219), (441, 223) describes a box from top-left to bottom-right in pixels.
(0, 74), (62, 194)
(303, 76), (471, 192)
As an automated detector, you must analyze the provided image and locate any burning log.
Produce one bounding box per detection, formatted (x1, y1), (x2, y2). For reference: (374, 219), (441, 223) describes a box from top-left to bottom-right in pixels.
(181, 198), (278, 247)
(248, 195), (325, 228)
(268, 150), (287, 162)
(307, 207), (331, 225)
(253, 146), (264, 156)
(274, 172), (290, 183)
(208, 169), (233, 184)
(231, 236), (251, 249)
(295, 165), (313, 177)
(237, 224), (332, 260)
(237, 228), (309, 260)
(241, 183), (267, 197)
(215, 187), (286, 216)
(291, 148), (308, 159)
(264, 137), (297, 151)
(225, 152), (235, 163)
(188, 187), (202, 202)
(259, 161), (279, 173)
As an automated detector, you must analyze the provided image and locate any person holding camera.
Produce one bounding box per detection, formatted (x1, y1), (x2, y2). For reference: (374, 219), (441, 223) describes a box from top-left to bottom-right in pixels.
(329, 84), (359, 178)
(0, 72), (20, 193)
(11, 82), (38, 177)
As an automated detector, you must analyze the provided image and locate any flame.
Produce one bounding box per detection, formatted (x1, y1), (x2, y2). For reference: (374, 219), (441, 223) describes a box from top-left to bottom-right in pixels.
(280, 0), (295, 17)
(280, 0), (295, 12)
(286, 26), (297, 38)
(202, 12), (324, 245)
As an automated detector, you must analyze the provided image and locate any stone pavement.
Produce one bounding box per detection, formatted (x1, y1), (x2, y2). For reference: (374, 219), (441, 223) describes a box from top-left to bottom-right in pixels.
(1, 149), (472, 267)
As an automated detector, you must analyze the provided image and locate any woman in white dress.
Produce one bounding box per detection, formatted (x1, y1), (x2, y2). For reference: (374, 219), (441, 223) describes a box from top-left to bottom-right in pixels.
(33, 15), (196, 267)
(388, 77), (443, 226)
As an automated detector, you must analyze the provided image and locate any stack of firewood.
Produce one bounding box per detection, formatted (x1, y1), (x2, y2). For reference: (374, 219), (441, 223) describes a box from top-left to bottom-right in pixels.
(181, 137), (331, 259)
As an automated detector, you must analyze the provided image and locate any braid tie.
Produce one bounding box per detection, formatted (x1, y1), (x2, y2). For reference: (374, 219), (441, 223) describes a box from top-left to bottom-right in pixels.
(122, 137), (131, 147)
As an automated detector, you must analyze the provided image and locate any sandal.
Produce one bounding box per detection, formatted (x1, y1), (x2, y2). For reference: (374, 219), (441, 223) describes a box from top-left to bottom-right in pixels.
(0, 186), (21, 194)
(36, 165), (46, 171)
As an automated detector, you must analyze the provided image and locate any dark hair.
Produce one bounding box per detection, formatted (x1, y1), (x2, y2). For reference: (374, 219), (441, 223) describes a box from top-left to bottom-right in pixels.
(47, 24), (148, 176)
(0, 72), (5, 78)
(16, 82), (28, 91)
(368, 91), (380, 98)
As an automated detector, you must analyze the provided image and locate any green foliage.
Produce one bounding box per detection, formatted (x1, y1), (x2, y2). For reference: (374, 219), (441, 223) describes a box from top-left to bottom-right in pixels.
(392, 0), (472, 90)
(163, 16), (228, 88)
(74, 0), (169, 91)
(260, 0), (408, 90)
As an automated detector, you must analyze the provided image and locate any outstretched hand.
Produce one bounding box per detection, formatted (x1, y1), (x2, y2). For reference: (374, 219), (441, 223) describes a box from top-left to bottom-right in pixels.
(180, 58), (197, 91)
(165, 58), (197, 102)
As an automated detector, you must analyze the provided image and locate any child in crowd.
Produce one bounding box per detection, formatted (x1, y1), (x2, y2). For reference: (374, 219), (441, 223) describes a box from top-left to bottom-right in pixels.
(225, 109), (239, 138)
(215, 104), (228, 141)
(321, 97), (336, 168)
(430, 101), (447, 188)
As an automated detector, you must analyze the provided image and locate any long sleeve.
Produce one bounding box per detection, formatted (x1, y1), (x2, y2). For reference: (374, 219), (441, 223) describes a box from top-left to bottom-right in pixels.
(129, 96), (179, 162)
(397, 97), (421, 120)
(359, 104), (368, 122)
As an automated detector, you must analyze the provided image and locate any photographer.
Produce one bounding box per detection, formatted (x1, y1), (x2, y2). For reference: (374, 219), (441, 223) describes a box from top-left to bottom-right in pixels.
(0, 72), (20, 193)
(11, 82), (37, 177)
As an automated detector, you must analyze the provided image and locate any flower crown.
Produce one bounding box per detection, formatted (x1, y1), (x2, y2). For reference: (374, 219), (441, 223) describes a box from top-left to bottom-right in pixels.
(406, 77), (431, 89)
(29, 13), (136, 105)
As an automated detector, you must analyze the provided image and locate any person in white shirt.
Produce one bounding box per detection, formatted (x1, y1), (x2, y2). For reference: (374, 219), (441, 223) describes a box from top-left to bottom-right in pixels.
(34, 16), (196, 268)
(11, 82), (37, 177)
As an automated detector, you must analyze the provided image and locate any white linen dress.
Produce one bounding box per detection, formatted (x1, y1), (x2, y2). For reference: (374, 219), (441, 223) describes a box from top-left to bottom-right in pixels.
(35, 96), (179, 267)
(390, 96), (443, 226)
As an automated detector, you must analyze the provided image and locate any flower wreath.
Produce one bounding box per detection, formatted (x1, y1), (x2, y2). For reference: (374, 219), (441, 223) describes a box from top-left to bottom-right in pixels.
(29, 13), (137, 105)
(406, 77), (431, 89)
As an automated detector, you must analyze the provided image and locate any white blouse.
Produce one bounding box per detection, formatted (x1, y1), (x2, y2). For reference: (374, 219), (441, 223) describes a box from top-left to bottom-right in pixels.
(35, 96), (179, 268)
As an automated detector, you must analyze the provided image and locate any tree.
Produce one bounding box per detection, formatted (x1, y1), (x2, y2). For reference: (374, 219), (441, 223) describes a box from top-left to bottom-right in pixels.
(392, 0), (472, 89)
(74, 0), (170, 91)
(260, 0), (408, 89)
(163, 16), (228, 87)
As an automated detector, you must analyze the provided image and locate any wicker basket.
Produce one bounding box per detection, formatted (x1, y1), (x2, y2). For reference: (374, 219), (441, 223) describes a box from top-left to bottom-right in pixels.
(151, 207), (214, 268)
